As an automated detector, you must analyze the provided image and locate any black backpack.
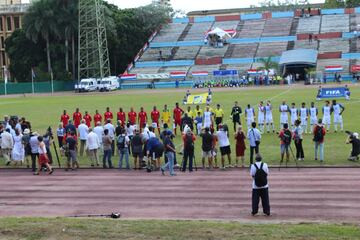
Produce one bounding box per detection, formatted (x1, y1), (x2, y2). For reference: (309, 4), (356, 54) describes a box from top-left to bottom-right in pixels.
(283, 129), (292, 145)
(117, 135), (126, 149)
(313, 126), (324, 142)
(202, 133), (213, 152)
(184, 134), (194, 151)
(254, 163), (268, 187)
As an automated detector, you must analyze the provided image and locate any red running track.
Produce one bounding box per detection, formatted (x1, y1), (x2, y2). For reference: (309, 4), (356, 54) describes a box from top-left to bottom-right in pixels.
(0, 168), (360, 223)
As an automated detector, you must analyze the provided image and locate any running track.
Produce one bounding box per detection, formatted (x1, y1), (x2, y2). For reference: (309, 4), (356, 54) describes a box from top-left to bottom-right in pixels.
(0, 168), (359, 223)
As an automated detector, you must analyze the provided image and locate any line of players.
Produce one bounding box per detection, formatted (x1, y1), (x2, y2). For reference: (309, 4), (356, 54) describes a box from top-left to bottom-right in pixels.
(244, 99), (345, 134)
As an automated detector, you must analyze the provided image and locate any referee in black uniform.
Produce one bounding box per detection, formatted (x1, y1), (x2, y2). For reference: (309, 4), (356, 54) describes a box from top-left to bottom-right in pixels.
(231, 101), (242, 132)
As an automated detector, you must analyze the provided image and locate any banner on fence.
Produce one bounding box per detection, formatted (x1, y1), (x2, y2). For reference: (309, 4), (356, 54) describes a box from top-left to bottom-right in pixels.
(213, 70), (238, 76)
(121, 74), (137, 80)
(191, 71), (209, 77)
(170, 71), (187, 78)
(137, 73), (169, 79)
(186, 93), (209, 105)
(325, 65), (343, 72)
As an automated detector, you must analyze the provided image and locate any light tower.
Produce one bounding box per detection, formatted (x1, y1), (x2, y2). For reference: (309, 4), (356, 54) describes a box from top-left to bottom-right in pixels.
(78, 0), (110, 81)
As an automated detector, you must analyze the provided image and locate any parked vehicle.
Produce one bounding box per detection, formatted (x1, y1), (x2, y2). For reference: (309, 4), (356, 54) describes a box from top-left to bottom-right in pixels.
(75, 78), (98, 92)
(99, 76), (120, 91)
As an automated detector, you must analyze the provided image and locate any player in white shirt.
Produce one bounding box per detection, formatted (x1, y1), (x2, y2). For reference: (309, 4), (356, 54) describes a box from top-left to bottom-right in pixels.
(279, 100), (289, 129)
(265, 100), (275, 133)
(331, 99), (345, 132)
(245, 104), (255, 129)
(203, 106), (213, 129)
(289, 103), (298, 130)
(322, 100), (331, 131)
(299, 102), (309, 134)
(257, 101), (265, 133)
(309, 102), (318, 131)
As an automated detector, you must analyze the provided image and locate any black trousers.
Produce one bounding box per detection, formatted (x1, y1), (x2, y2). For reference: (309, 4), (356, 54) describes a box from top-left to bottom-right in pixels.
(252, 188), (270, 215)
(57, 136), (63, 148)
(30, 153), (39, 171)
(215, 117), (222, 130)
(233, 119), (241, 132)
(182, 149), (194, 172)
(249, 144), (259, 164)
(294, 139), (304, 159)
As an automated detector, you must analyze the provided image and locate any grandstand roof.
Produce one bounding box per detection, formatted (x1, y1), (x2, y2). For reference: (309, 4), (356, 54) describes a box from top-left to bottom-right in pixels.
(279, 49), (318, 66)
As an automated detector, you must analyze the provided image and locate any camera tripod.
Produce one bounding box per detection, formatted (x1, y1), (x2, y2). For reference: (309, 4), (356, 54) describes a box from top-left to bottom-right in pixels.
(279, 144), (299, 171)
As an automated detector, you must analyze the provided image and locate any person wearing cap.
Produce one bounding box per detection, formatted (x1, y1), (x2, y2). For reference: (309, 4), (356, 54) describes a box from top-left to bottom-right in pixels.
(29, 131), (40, 171)
(131, 129), (143, 169)
(182, 128), (196, 172)
(1, 128), (13, 165)
(78, 119), (89, 157)
(217, 124), (232, 169)
(160, 130), (176, 176)
(250, 153), (270, 216)
(213, 104), (224, 131)
(346, 132), (360, 161)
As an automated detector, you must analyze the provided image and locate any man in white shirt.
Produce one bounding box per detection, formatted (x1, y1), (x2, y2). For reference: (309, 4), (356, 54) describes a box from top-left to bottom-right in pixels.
(257, 101), (265, 133)
(322, 101), (331, 131)
(86, 128), (100, 166)
(250, 153), (270, 216)
(309, 102), (318, 131)
(331, 99), (345, 133)
(78, 119), (89, 157)
(279, 100), (289, 129)
(265, 101), (275, 133)
(216, 124), (231, 169)
(299, 102), (309, 134)
(247, 122), (261, 164)
(245, 104), (255, 130)
(290, 103), (298, 130)
(1, 128), (14, 165)
(104, 119), (115, 155)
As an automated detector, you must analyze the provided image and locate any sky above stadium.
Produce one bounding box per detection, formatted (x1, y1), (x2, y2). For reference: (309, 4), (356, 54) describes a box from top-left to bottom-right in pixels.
(106, 0), (325, 14)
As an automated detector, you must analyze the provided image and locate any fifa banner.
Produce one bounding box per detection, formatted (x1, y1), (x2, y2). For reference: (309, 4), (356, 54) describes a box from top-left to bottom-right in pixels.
(186, 93), (209, 105)
(318, 87), (346, 99)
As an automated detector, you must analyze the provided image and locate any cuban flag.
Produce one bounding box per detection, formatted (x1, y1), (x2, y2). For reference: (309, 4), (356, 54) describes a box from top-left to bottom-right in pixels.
(325, 66), (343, 72)
(170, 71), (187, 78)
(247, 69), (258, 75)
(192, 71), (209, 77)
(120, 73), (137, 80)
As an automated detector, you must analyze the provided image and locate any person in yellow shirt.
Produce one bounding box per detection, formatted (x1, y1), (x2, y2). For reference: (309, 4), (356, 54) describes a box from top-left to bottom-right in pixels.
(194, 105), (203, 119)
(186, 106), (194, 120)
(161, 104), (171, 127)
(213, 104), (224, 130)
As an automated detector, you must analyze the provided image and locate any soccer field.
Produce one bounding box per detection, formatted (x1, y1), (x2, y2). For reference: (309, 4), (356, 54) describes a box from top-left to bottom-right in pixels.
(1, 84), (359, 167)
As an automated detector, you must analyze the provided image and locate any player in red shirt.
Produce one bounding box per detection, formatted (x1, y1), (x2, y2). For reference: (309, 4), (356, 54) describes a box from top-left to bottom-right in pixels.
(83, 111), (92, 127)
(93, 110), (102, 126)
(138, 107), (148, 131)
(73, 108), (82, 128)
(151, 105), (161, 135)
(104, 107), (113, 121)
(173, 102), (184, 135)
(128, 107), (137, 126)
(60, 110), (70, 128)
(117, 107), (126, 127)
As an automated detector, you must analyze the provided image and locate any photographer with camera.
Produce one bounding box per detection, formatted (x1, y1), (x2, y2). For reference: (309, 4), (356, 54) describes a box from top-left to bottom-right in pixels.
(346, 131), (360, 161)
(279, 123), (292, 165)
(294, 119), (304, 161)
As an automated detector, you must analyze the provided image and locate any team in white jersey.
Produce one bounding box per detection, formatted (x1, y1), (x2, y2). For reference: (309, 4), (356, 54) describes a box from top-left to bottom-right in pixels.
(290, 103), (298, 129)
(331, 99), (345, 132)
(322, 101), (331, 131)
(265, 100), (275, 133)
(245, 104), (255, 129)
(279, 101), (289, 129)
(299, 102), (309, 134)
(257, 101), (265, 133)
(309, 102), (318, 130)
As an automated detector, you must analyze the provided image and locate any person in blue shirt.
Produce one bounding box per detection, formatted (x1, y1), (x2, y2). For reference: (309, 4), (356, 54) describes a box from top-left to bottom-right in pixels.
(195, 112), (203, 135)
(146, 136), (164, 169)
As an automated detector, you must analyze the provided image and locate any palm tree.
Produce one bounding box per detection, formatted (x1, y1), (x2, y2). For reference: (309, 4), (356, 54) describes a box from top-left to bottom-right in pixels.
(23, 0), (61, 74)
(256, 56), (279, 76)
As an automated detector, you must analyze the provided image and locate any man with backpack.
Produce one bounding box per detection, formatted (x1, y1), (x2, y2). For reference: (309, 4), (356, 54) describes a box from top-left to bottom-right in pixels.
(117, 129), (130, 170)
(182, 129), (196, 172)
(313, 119), (326, 162)
(278, 123), (292, 165)
(250, 153), (270, 216)
(200, 127), (213, 169)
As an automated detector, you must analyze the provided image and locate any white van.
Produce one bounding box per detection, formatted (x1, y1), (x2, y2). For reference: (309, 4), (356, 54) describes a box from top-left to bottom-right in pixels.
(75, 78), (98, 92)
(99, 76), (120, 91)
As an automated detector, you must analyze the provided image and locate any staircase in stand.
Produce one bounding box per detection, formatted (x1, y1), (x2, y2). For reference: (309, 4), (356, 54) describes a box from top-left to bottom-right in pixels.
(287, 17), (299, 50)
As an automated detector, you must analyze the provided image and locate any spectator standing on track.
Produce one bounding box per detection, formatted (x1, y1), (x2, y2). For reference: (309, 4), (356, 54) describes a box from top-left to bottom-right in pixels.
(102, 129), (113, 168)
(235, 126), (246, 167)
(65, 131), (78, 170)
(29, 132), (39, 172)
(117, 129), (130, 170)
(313, 119), (326, 162)
(182, 129), (196, 172)
(293, 120), (304, 161)
(131, 129), (143, 169)
(86, 128), (100, 167)
(217, 124), (232, 169)
(250, 153), (270, 216)
(200, 127), (213, 169)
(160, 130), (176, 176)
(247, 122), (261, 165)
(104, 119), (115, 156)
(78, 120), (89, 157)
(34, 136), (53, 175)
(231, 101), (242, 132)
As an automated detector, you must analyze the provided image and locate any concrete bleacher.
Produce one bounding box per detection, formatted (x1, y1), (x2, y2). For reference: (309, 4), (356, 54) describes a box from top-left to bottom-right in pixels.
(159, 66), (191, 73)
(139, 47), (172, 61)
(321, 15), (349, 33)
(226, 63), (252, 72)
(316, 59), (350, 73)
(297, 16), (321, 34)
(319, 39), (349, 53)
(239, 20), (265, 38)
(197, 45), (229, 58)
(256, 42), (288, 57)
(294, 40), (318, 50)
(212, 20), (239, 30)
(188, 64), (221, 74)
(152, 23), (187, 43)
(173, 46), (201, 60)
(130, 67), (160, 74)
(262, 18), (292, 37)
(229, 43), (258, 58)
(183, 22), (213, 41)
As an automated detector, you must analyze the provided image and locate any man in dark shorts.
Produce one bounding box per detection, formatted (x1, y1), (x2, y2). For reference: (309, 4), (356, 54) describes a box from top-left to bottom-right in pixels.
(65, 131), (78, 170)
(131, 129), (143, 169)
(200, 127), (213, 169)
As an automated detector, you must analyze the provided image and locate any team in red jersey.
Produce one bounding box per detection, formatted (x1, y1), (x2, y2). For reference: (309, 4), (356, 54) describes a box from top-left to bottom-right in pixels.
(93, 110), (102, 126)
(173, 102), (184, 135)
(73, 108), (82, 128)
(128, 107), (137, 126)
(138, 107), (148, 130)
(104, 107), (113, 121)
(60, 110), (70, 128)
(151, 106), (161, 134)
(117, 107), (126, 126)
(83, 111), (92, 127)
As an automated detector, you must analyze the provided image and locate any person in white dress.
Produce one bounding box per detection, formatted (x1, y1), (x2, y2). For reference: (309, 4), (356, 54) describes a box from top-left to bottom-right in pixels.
(245, 104), (255, 130)
(279, 100), (289, 129)
(309, 102), (318, 131)
(322, 101), (331, 131)
(11, 129), (24, 165)
(265, 100), (275, 133)
(257, 101), (265, 133)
